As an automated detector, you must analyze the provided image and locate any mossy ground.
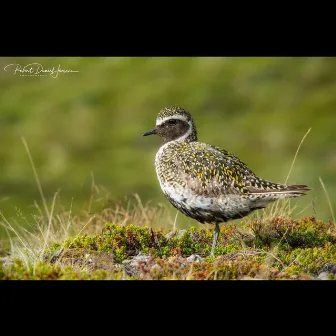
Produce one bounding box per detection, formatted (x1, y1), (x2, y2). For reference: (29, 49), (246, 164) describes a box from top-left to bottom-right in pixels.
(1, 216), (335, 280)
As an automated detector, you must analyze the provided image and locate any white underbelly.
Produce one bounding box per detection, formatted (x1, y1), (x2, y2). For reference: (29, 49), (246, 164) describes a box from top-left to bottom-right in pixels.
(160, 181), (251, 215)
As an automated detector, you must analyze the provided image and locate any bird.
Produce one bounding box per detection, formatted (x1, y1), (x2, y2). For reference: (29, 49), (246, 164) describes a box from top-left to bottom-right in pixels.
(143, 106), (311, 256)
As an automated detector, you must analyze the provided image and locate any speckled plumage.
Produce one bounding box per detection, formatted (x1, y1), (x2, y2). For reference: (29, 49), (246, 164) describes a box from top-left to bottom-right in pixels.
(144, 106), (311, 255)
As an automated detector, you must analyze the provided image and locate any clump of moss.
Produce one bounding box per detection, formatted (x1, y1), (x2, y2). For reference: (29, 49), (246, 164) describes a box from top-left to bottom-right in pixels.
(0, 258), (62, 280)
(277, 242), (336, 276)
(59, 222), (242, 262)
(62, 224), (167, 262)
(245, 216), (336, 250)
(0, 257), (123, 280)
(119, 253), (309, 280)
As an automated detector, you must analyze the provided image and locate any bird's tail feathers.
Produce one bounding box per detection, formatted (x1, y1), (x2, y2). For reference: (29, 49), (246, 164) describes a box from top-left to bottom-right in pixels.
(248, 182), (311, 197)
(280, 184), (312, 194)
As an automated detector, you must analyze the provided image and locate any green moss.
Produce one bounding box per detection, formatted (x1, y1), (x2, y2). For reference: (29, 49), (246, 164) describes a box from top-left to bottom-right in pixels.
(213, 243), (241, 257)
(61, 223), (217, 261)
(246, 216), (336, 250)
(0, 259), (62, 280)
(278, 242), (336, 275)
(327, 273), (335, 280)
(2, 217), (336, 280)
(0, 257), (123, 280)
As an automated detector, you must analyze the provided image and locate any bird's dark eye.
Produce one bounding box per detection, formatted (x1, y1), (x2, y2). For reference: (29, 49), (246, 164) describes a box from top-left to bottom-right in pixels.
(167, 119), (177, 125)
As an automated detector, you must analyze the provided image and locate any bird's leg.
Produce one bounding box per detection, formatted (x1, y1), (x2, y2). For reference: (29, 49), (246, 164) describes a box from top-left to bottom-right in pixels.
(210, 223), (220, 256)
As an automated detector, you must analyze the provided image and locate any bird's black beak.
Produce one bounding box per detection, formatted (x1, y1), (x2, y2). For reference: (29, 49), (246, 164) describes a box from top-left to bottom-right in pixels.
(143, 128), (157, 136)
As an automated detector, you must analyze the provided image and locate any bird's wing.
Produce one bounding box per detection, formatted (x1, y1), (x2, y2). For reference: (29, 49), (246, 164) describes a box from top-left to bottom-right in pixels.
(175, 143), (256, 197)
(210, 146), (309, 194)
(169, 143), (310, 199)
(211, 145), (259, 179)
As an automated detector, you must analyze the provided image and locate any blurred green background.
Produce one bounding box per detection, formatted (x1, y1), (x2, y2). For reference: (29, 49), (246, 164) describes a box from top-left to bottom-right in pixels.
(0, 57), (335, 236)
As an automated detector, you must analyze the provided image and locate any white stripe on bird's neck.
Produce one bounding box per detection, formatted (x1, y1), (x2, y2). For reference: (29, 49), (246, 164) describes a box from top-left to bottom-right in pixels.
(156, 116), (194, 142)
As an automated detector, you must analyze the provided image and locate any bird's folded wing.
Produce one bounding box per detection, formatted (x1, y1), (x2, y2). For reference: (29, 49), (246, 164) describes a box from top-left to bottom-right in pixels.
(176, 145), (257, 196)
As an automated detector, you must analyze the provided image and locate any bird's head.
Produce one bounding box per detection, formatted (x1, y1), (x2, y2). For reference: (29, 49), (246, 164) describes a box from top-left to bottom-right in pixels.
(143, 106), (198, 144)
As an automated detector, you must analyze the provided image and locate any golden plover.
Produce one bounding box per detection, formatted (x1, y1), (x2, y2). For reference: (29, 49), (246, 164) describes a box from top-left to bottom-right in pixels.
(143, 106), (311, 256)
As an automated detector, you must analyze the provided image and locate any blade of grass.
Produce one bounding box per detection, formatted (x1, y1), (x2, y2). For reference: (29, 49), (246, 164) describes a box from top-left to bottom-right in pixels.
(76, 215), (96, 237)
(41, 191), (59, 255)
(22, 137), (50, 219)
(173, 211), (179, 231)
(0, 212), (27, 250)
(269, 128), (312, 220)
(319, 177), (335, 225)
(284, 128), (311, 184)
